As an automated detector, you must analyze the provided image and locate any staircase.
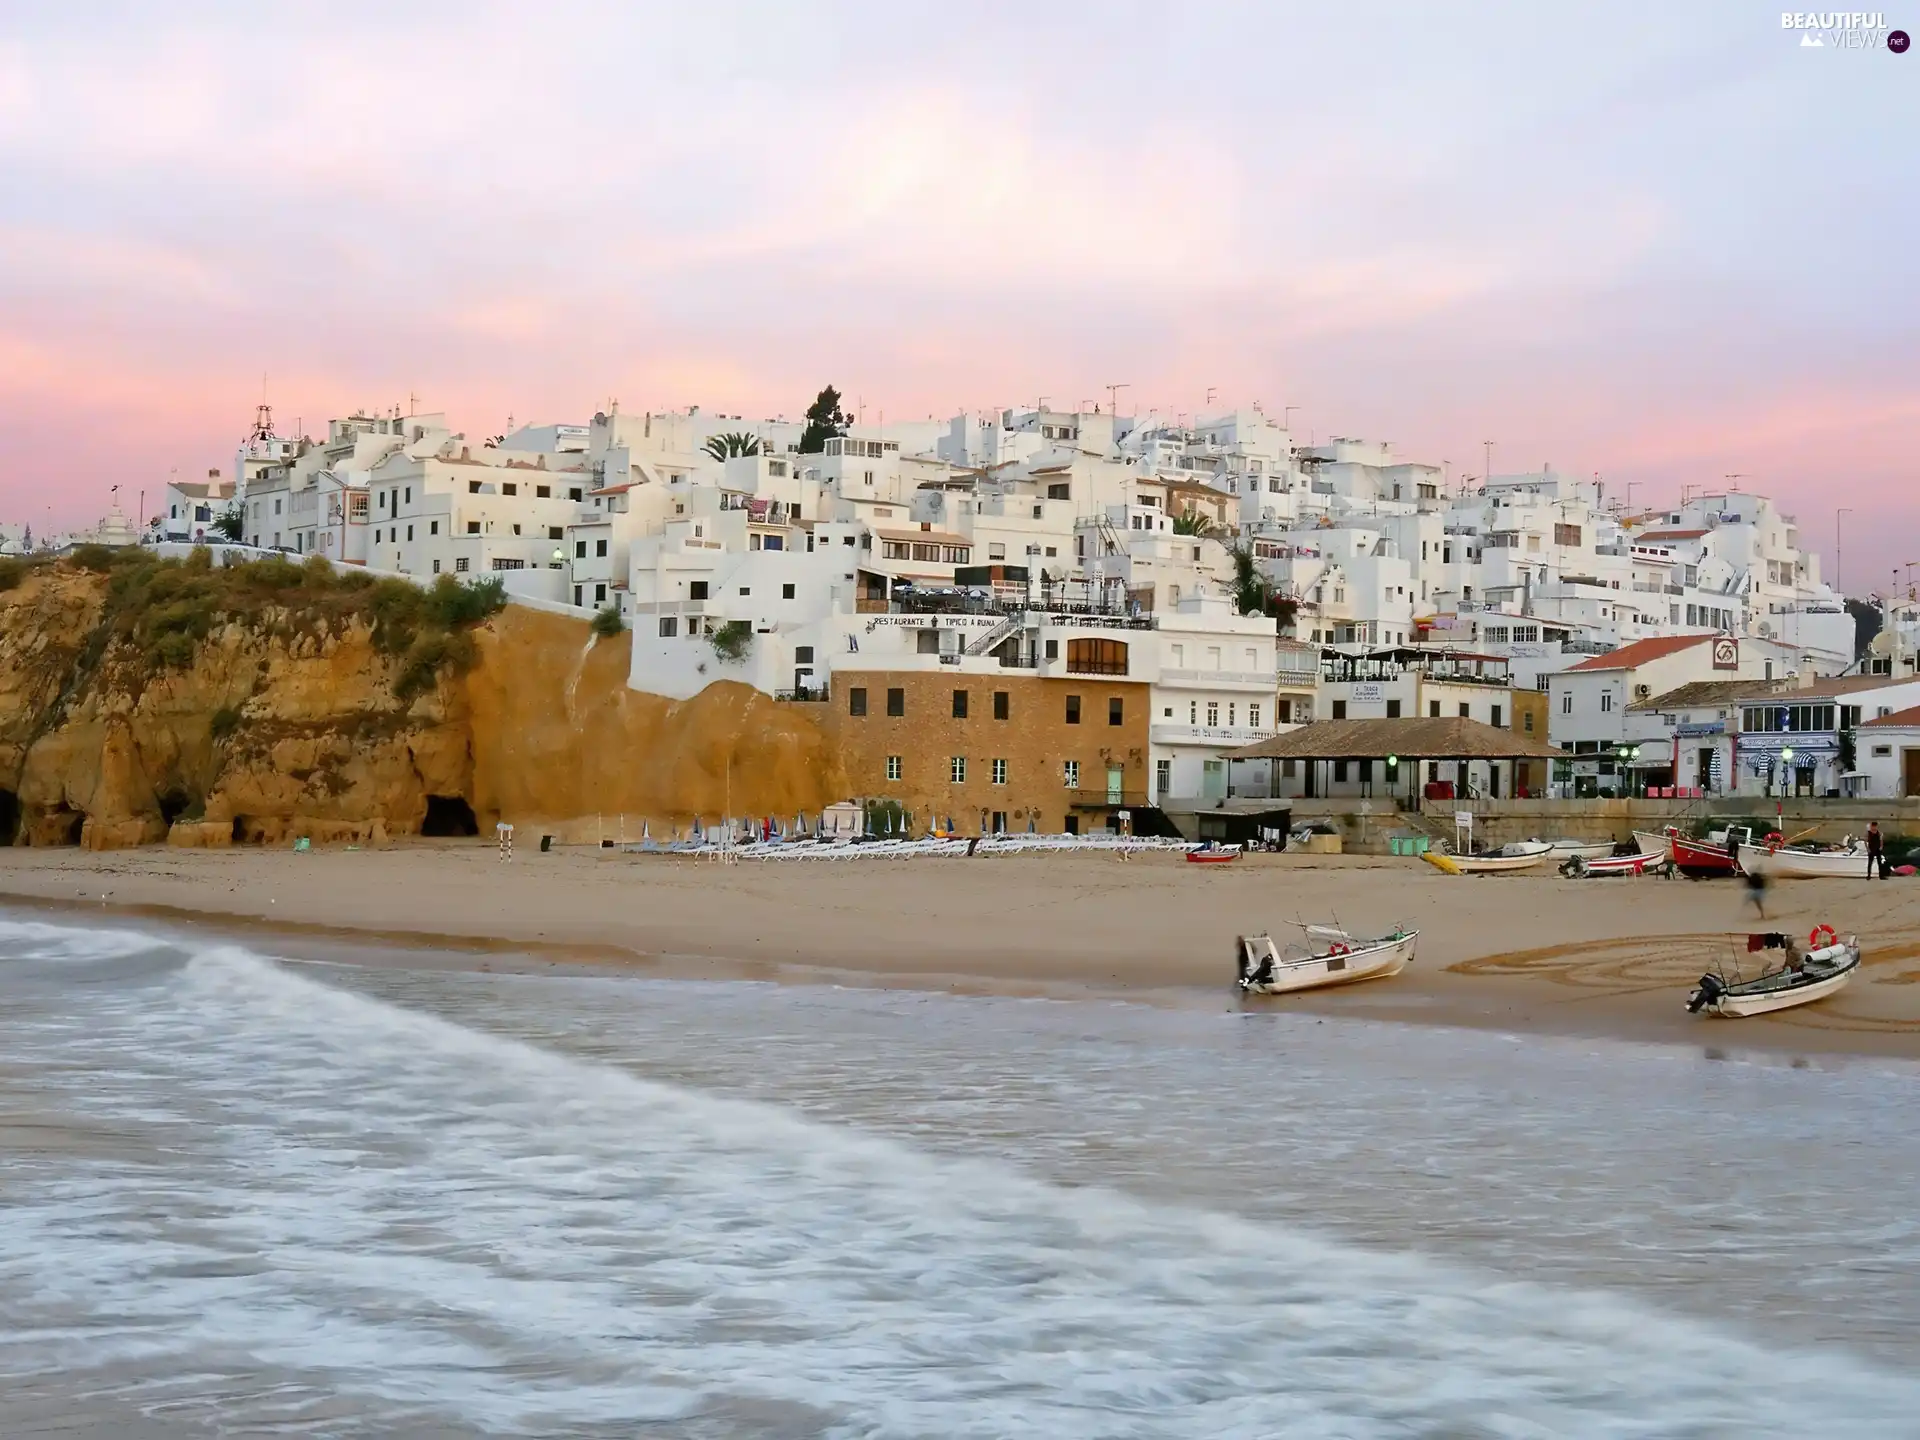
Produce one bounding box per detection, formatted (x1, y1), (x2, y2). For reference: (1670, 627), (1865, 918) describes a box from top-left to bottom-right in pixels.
(965, 615), (1024, 657)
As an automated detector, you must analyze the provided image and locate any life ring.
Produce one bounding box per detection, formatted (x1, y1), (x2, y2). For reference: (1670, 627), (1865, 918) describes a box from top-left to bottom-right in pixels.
(1809, 923), (1837, 950)
(1765, 831), (1784, 854)
(1327, 942), (1351, 956)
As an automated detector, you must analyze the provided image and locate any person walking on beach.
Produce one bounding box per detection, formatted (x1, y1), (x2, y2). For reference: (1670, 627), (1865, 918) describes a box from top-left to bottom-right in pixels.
(1867, 821), (1884, 879)
(1745, 866), (1769, 919)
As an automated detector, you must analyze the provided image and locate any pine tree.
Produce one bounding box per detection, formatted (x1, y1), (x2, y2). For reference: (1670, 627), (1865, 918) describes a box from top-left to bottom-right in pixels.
(798, 386), (851, 454)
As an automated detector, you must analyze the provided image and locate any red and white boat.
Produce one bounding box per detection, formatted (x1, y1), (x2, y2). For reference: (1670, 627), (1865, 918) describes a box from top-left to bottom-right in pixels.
(1561, 850), (1666, 878)
(1638, 826), (1737, 877)
(1186, 844), (1241, 865)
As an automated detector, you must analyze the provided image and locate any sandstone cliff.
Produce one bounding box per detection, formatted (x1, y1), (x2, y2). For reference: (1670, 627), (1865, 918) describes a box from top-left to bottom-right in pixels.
(0, 561), (846, 848)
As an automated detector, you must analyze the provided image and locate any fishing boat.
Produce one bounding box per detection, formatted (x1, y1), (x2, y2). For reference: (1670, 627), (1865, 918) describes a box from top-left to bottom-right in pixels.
(1421, 841), (1553, 875)
(1542, 838), (1616, 861)
(1632, 829), (1674, 862)
(1735, 835), (1869, 880)
(1185, 843), (1241, 865)
(1236, 925), (1419, 995)
(1560, 850), (1665, 878)
(1670, 830), (1738, 878)
(1687, 926), (1861, 1017)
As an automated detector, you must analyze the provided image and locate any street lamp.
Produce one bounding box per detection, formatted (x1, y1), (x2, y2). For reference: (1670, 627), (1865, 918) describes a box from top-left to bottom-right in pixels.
(1780, 746), (1795, 799)
(551, 547), (565, 570)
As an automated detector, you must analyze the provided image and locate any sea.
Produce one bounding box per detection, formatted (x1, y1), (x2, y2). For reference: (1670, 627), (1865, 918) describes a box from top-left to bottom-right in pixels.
(1, 911), (1917, 1438)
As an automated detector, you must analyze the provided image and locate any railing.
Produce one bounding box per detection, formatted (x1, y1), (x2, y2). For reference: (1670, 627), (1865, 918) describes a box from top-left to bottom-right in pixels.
(1161, 668), (1275, 687)
(774, 686), (829, 702)
(1150, 723), (1272, 746)
(999, 653), (1037, 669)
(1067, 789), (1151, 809)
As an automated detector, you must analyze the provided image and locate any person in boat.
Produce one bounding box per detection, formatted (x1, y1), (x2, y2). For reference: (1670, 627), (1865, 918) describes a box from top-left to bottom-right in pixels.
(1867, 822), (1884, 880)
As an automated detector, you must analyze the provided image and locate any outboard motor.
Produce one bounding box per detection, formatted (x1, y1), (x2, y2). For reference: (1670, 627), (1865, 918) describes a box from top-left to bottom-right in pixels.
(1235, 937), (1253, 989)
(1687, 973), (1727, 1014)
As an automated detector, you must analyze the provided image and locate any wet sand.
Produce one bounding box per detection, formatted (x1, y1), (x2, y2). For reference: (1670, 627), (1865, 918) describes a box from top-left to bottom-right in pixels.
(4, 843), (1919, 1057)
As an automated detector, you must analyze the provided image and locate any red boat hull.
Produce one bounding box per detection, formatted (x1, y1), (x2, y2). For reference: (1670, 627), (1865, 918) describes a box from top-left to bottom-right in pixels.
(1670, 834), (1735, 875)
(1186, 850), (1240, 864)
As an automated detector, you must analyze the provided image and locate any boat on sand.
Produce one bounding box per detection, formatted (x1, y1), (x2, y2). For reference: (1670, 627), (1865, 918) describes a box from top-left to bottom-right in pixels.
(1422, 842), (1553, 875)
(1735, 836), (1869, 880)
(1687, 927), (1860, 1017)
(1186, 844), (1241, 865)
(1560, 851), (1666, 878)
(1237, 925), (1418, 995)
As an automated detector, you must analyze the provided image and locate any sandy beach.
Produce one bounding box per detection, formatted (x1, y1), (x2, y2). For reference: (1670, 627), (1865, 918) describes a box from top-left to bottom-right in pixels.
(5, 842), (1919, 1058)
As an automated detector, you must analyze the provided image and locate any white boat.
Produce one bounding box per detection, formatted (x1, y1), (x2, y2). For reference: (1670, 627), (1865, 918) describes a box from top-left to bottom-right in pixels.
(1632, 830), (1674, 862)
(1687, 931), (1860, 1017)
(1422, 841), (1553, 875)
(1735, 839), (1868, 880)
(1541, 838), (1616, 861)
(1237, 925), (1418, 995)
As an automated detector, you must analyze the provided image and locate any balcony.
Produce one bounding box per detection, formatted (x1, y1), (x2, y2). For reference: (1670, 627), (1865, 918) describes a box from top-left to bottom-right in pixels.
(1160, 668), (1275, 689)
(1067, 788), (1151, 809)
(774, 686), (829, 702)
(1151, 723), (1272, 747)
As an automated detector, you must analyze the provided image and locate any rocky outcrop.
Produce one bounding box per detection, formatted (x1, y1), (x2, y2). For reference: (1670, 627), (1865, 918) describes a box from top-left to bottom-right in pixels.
(0, 565), (846, 848)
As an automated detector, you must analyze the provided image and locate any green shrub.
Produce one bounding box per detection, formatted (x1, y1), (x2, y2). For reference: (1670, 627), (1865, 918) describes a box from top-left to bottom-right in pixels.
(367, 579), (426, 653)
(590, 604), (625, 638)
(302, 553), (335, 587)
(184, 545), (212, 574)
(210, 706), (243, 740)
(423, 573), (507, 628)
(70, 544), (118, 573)
(0, 557), (24, 592)
(394, 629), (479, 702)
(710, 619), (753, 663)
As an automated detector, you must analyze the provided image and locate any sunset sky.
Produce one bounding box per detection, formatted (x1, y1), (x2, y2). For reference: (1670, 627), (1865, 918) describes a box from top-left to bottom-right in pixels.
(3, 2), (1914, 588)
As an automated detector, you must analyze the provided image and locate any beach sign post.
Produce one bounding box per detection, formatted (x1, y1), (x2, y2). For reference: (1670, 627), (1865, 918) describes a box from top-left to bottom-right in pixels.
(496, 821), (514, 863)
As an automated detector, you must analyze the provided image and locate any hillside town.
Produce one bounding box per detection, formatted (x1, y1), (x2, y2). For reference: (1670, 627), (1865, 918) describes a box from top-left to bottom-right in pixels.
(10, 389), (1911, 833)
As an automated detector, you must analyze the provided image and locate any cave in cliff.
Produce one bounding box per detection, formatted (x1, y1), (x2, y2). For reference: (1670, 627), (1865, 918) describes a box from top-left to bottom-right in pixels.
(0, 789), (18, 846)
(421, 795), (479, 838)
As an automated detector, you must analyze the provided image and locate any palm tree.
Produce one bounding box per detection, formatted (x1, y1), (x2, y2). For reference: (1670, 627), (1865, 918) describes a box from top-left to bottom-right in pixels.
(703, 431), (763, 461)
(1171, 509), (1215, 537)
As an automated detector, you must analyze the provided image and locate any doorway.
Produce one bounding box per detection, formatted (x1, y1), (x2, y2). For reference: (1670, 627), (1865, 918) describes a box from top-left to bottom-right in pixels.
(1200, 761), (1226, 801)
(1906, 749), (1920, 798)
(1106, 765), (1124, 804)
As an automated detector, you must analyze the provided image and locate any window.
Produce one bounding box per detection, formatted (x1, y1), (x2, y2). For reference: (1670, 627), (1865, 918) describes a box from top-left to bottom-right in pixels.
(659, 617), (678, 637)
(993, 691), (1009, 720)
(1334, 760), (1349, 782)
(886, 755), (902, 780)
(848, 687), (868, 716)
(470, 480), (482, 494)
(988, 543), (1005, 561)
(886, 687), (905, 717)
(1066, 638), (1128, 675)
(992, 758), (1007, 785)
(1430, 701), (1442, 718)
(1065, 695), (1081, 725)
(738, 587), (749, 597)
(1108, 697), (1123, 726)
(545, 526), (563, 541)
(512, 524), (522, 535)
(576, 541), (587, 558)
(1386, 699), (1401, 718)
(1524, 711), (1535, 732)
(782, 583), (795, 600)
(406, 524), (413, 541)
(796, 646), (814, 664)
(953, 690), (969, 719)
(1492, 705), (1503, 728)
(455, 558), (469, 573)
(950, 756), (967, 784)
(467, 521), (480, 534)
(1207, 701), (1220, 727)
(689, 581), (709, 600)
(1562, 692), (1572, 714)
(1600, 693), (1612, 714)
(403, 487), (411, 503)
(1045, 639), (1059, 661)
(1459, 703), (1470, 719)
(1156, 758), (1171, 793)
(431, 559), (441, 574)
(537, 485), (550, 498)
(596, 539), (608, 557)
(569, 488), (582, 501)
(594, 584), (606, 604)
(1063, 759), (1079, 787)
(1249, 703), (1261, 729)
(503, 483), (518, 496)
(1331, 700), (1348, 720)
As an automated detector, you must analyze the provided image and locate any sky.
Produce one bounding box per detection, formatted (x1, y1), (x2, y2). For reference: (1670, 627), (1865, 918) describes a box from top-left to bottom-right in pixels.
(2, 1), (1915, 590)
